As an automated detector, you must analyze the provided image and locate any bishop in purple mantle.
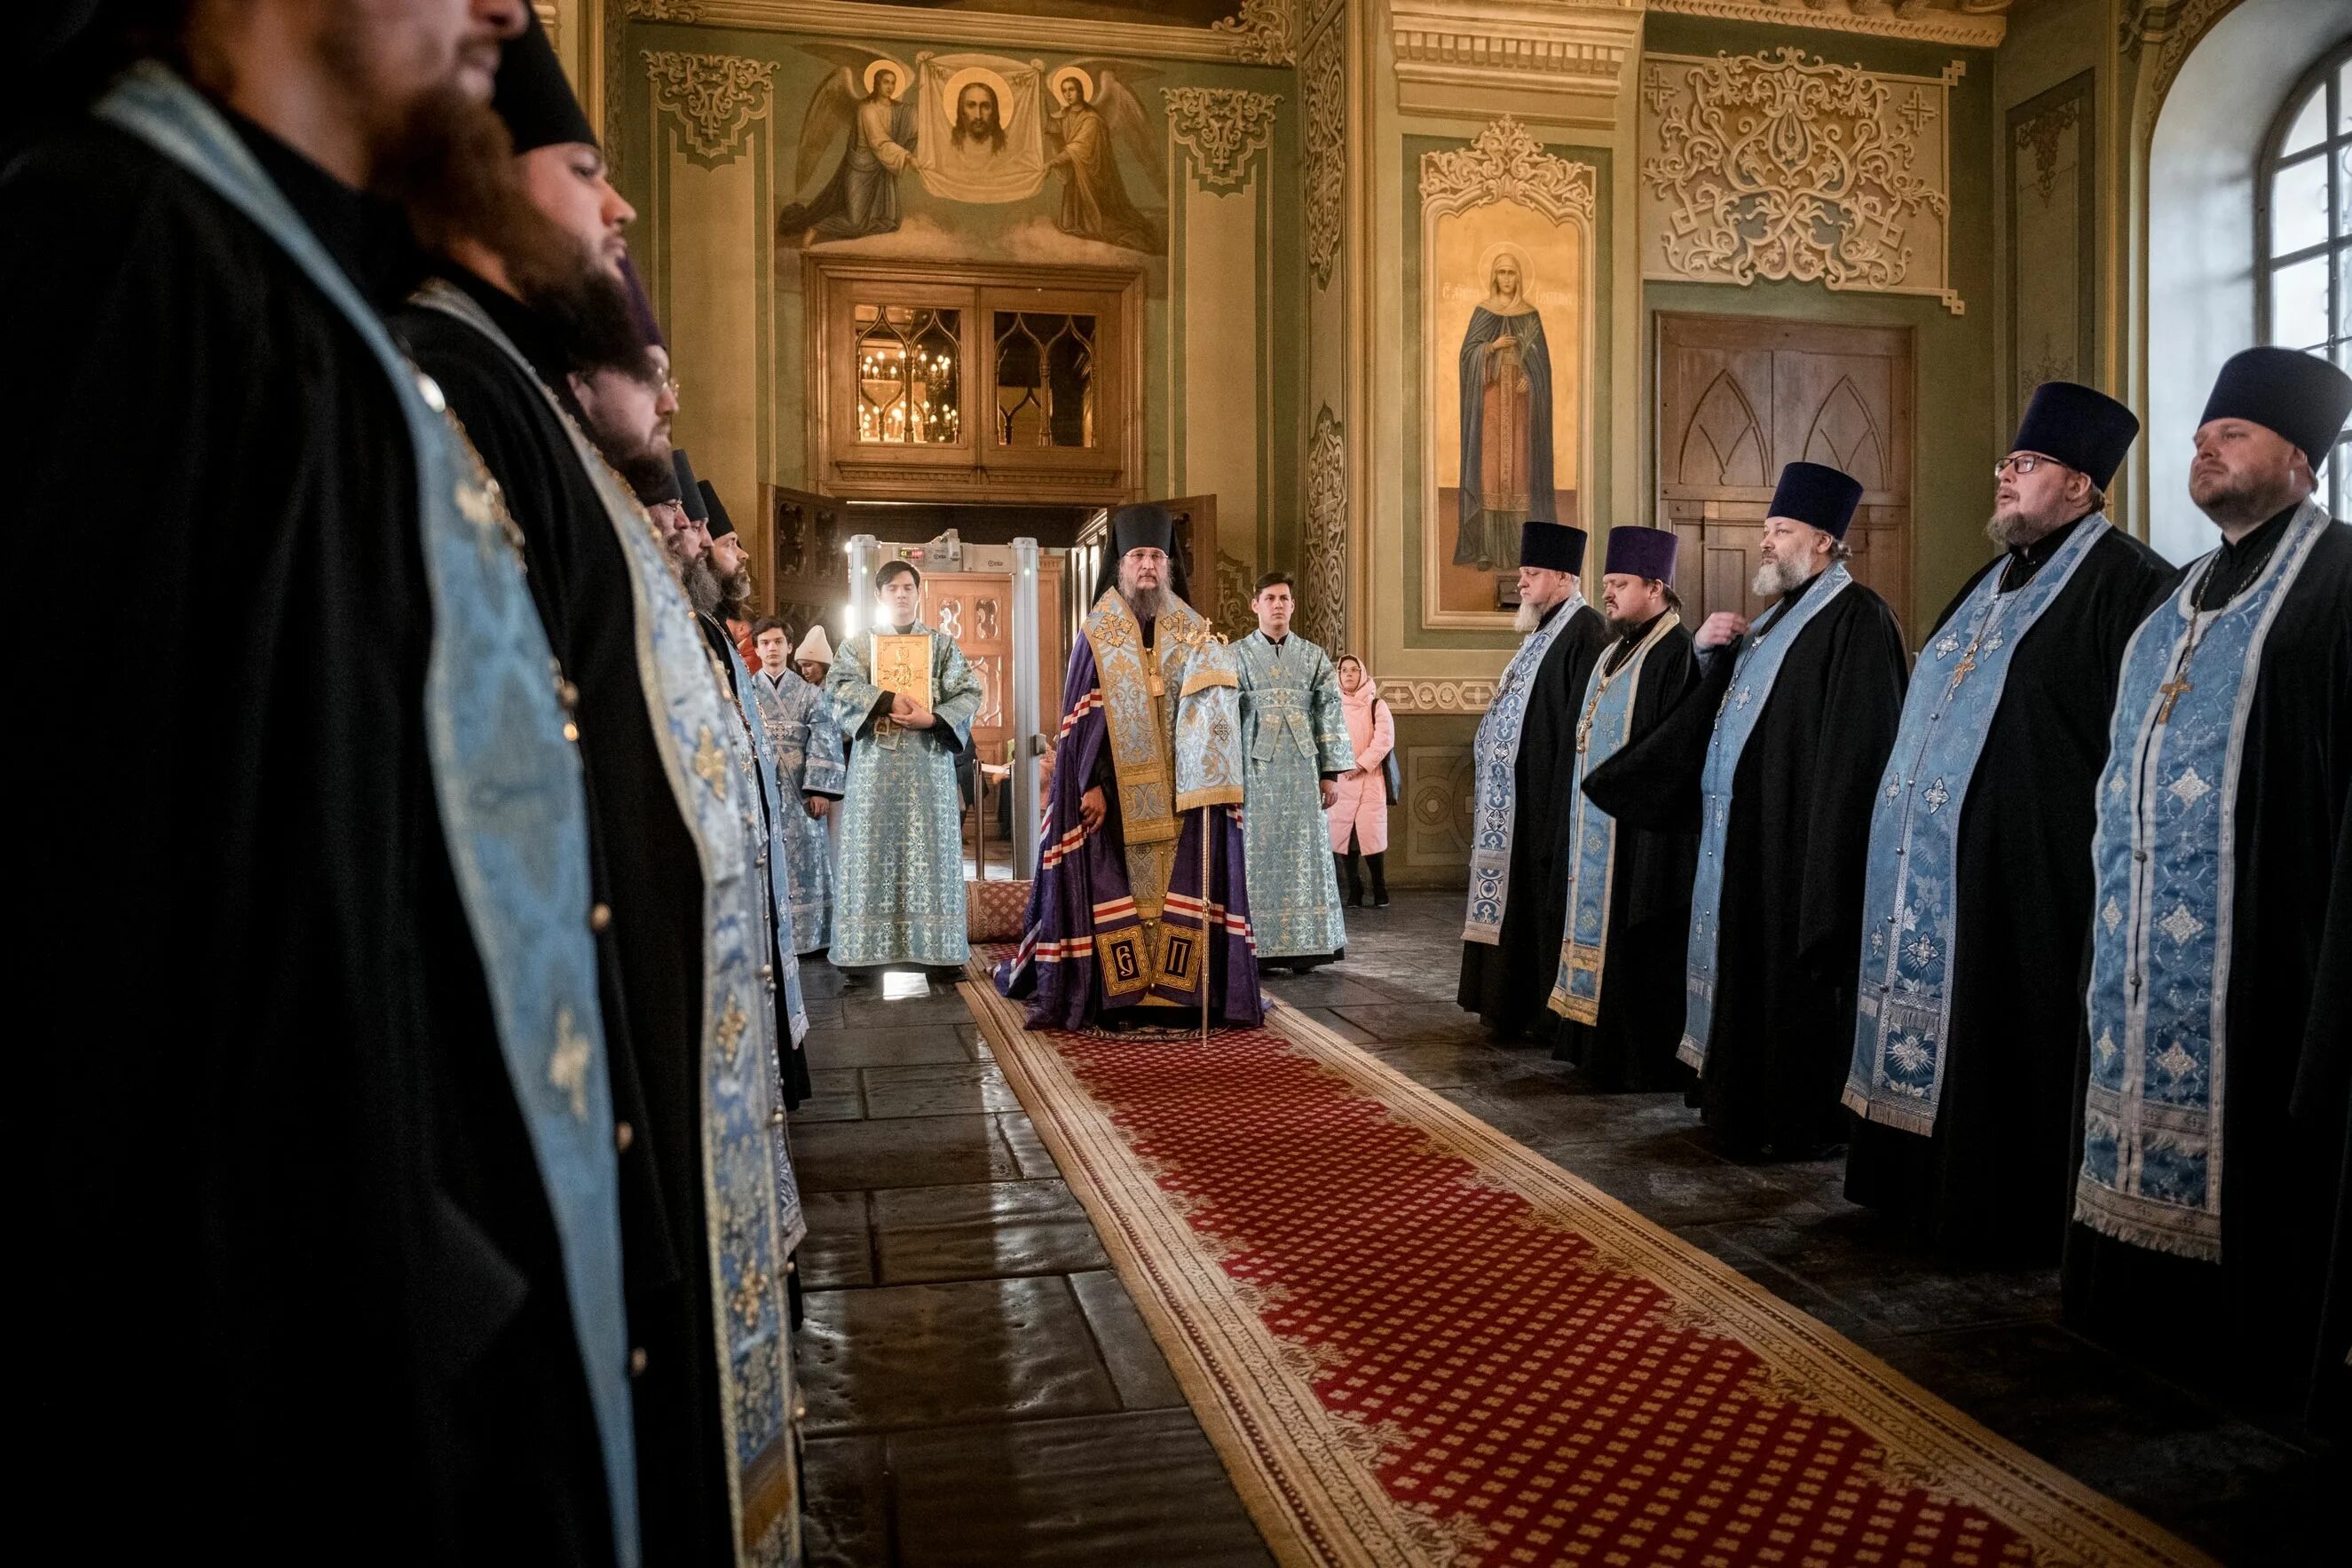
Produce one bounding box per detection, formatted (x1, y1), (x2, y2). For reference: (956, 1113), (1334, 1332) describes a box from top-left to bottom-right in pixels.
(998, 507), (1262, 1031)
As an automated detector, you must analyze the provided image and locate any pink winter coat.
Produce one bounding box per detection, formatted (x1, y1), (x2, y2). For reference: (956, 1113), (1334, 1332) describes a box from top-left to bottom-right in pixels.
(1328, 678), (1393, 854)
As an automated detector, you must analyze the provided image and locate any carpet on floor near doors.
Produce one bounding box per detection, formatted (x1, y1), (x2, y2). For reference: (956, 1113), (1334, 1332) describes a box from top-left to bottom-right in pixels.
(958, 966), (2214, 1568)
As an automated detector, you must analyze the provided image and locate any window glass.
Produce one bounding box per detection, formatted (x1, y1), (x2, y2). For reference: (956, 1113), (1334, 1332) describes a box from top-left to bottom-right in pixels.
(992, 311), (1097, 448)
(853, 303), (962, 445)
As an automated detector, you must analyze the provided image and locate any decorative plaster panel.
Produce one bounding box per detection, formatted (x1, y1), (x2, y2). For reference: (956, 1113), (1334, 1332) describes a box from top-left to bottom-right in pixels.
(1212, 0), (1300, 67)
(1164, 87), (1283, 193)
(1404, 744), (1477, 867)
(645, 49), (776, 166)
(1648, 0), (2008, 50)
(1638, 49), (1964, 315)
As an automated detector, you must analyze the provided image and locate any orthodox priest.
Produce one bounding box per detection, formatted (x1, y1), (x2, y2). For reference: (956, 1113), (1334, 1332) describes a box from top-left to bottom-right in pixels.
(825, 560), (984, 972)
(387, 22), (808, 1561)
(1457, 519), (1610, 1043)
(1548, 527), (1699, 1091)
(999, 505), (1260, 1030)
(1233, 571), (1354, 971)
(1584, 463), (1907, 1156)
(1843, 382), (2174, 1265)
(751, 616), (847, 956)
(12, 4), (642, 1558)
(2067, 347), (2352, 1434)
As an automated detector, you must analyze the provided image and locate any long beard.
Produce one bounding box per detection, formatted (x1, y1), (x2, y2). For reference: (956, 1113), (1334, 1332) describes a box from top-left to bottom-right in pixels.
(1751, 555), (1813, 598)
(1605, 615), (1643, 641)
(682, 556), (723, 617)
(616, 446), (676, 505)
(1512, 598), (1543, 635)
(1122, 582), (1169, 621)
(719, 563), (755, 619)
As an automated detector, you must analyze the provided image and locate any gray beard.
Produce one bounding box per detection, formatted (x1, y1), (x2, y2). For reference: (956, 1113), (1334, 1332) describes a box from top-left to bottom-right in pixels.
(1985, 506), (2071, 549)
(1512, 597), (1544, 635)
(1122, 583), (1170, 621)
(1751, 555), (1815, 598)
(682, 556), (723, 617)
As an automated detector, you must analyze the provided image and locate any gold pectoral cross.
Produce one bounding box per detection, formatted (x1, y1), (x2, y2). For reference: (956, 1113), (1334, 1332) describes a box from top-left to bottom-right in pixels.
(2156, 676), (2191, 724)
(1947, 650), (1977, 691)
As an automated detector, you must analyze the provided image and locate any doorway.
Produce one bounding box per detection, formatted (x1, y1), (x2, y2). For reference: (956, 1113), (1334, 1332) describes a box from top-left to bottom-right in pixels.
(1655, 312), (1914, 636)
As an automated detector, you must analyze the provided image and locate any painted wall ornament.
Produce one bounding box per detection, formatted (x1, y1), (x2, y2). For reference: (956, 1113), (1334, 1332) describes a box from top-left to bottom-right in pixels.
(1419, 118), (1598, 628)
(1638, 49), (1963, 314)
(645, 49), (777, 168)
(1047, 62), (1166, 249)
(778, 46), (916, 242)
(1163, 86), (1283, 192)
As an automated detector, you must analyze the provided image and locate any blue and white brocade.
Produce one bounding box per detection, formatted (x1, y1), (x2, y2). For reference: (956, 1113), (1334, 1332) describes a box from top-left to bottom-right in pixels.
(1232, 631), (1354, 957)
(825, 626), (983, 966)
(751, 666), (847, 955)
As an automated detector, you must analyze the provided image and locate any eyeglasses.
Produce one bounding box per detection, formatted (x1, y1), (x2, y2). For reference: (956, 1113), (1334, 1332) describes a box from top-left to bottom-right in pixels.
(1993, 453), (2063, 479)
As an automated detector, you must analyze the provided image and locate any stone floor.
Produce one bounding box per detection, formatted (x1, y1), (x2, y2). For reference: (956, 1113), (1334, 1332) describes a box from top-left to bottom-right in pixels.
(787, 892), (2332, 1567)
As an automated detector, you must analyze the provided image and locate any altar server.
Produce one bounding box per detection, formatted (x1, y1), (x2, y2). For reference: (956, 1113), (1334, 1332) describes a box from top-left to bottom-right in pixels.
(1233, 571), (1354, 970)
(1843, 382), (2174, 1264)
(826, 561), (984, 971)
(1585, 463), (1907, 1156)
(750, 617), (847, 956)
(1457, 519), (1611, 1043)
(2066, 347), (2352, 1433)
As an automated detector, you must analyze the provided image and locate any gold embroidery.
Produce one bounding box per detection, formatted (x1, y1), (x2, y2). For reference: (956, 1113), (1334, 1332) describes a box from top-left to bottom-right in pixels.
(714, 991), (749, 1069)
(692, 725), (728, 796)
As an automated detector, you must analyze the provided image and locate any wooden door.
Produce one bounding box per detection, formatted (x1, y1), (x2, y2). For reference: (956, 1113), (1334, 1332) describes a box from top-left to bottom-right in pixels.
(921, 571), (1014, 766)
(1656, 314), (1914, 637)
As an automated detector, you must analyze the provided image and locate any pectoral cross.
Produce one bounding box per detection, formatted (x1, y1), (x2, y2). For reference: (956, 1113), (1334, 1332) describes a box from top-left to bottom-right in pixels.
(1946, 649), (1977, 691)
(2156, 676), (2191, 724)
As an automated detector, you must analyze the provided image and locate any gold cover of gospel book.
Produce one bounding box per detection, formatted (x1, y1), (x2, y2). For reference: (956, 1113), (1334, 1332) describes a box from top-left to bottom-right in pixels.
(870, 633), (933, 706)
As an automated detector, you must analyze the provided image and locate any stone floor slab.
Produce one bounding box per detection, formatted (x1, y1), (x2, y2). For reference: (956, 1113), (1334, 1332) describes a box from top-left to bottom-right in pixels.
(800, 1275), (1121, 1436)
(790, 1114), (1022, 1193)
(796, 1190), (875, 1290)
(792, 1068), (864, 1124)
(809, 1023), (976, 1069)
(872, 1178), (1109, 1284)
(1069, 1268), (1187, 1411)
(862, 1060), (1025, 1120)
(798, 1435), (889, 1568)
(888, 1409), (1276, 1567)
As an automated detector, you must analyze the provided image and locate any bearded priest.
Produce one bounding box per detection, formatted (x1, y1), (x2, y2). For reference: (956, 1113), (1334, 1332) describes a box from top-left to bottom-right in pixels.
(1843, 382), (2174, 1265)
(1457, 520), (1611, 1044)
(1584, 463), (1907, 1157)
(1548, 526), (1700, 1091)
(2065, 347), (2352, 1436)
(999, 505), (1259, 1031)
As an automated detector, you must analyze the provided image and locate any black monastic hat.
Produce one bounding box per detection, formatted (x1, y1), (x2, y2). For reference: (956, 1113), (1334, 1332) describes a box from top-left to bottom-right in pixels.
(1518, 519), (1587, 575)
(2199, 346), (2352, 466)
(2011, 382), (2139, 488)
(619, 253), (664, 351)
(1602, 526), (1677, 584)
(699, 480), (736, 540)
(1093, 504), (1193, 603)
(1767, 461), (1864, 540)
(674, 450), (707, 522)
(493, 8), (598, 154)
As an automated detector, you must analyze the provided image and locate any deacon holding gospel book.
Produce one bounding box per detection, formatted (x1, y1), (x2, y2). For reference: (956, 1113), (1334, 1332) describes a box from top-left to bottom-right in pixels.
(825, 560), (984, 973)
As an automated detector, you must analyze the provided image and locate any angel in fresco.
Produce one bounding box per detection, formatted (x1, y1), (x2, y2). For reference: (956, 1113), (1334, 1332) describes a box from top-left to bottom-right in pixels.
(1455, 247), (1556, 571)
(778, 47), (917, 247)
(1045, 62), (1163, 252)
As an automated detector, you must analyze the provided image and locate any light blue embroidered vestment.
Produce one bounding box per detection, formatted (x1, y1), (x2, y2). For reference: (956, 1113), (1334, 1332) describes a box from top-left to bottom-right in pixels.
(752, 666), (847, 955)
(1232, 631), (1354, 957)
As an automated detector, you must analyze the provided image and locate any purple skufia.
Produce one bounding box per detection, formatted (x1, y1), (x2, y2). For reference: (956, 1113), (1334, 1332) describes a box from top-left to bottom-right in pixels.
(1603, 526), (1678, 584)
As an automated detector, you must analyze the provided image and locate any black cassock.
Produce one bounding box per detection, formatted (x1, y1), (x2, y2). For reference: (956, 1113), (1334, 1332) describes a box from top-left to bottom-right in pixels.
(1458, 600), (1611, 1042)
(1585, 571), (1907, 1154)
(2064, 511), (2352, 1437)
(1847, 521), (2177, 1264)
(1554, 616), (1701, 1091)
(9, 119), (612, 1557)
(392, 273), (738, 1566)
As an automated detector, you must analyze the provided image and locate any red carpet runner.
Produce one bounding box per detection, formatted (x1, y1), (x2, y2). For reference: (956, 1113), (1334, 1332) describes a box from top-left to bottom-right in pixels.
(959, 974), (2213, 1568)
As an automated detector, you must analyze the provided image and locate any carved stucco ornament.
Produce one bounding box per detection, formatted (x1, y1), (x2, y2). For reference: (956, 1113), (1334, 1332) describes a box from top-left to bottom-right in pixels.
(1212, 0), (1300, 67)
(1163, 87), (1283, 193)
(645, 50), (776, 167)
(1302, 404), (1347, 657)
(1301, 21), (1345, 292)
(1639, 48), (1964, 314)
(1418, 114), (1597, 225)
(1377, 679), (1499, 715)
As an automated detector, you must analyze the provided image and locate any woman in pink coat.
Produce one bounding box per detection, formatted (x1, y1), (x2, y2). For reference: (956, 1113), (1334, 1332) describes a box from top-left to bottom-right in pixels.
(1327, 655), (1394, 906)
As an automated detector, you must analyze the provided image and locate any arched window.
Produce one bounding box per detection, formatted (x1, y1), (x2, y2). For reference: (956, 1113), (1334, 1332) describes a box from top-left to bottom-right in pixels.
(2256, 38), (2351, 517)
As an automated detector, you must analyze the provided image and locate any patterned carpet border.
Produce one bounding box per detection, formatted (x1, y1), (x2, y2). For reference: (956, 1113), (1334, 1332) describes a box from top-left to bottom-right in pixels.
(959, 975), (2214, 1568)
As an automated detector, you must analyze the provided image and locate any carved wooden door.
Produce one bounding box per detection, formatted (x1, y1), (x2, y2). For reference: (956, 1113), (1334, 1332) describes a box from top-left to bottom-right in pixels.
(921, 571), (1014, 765)
(761, 482), (846, 635)
(1657, 313), (1913, 638)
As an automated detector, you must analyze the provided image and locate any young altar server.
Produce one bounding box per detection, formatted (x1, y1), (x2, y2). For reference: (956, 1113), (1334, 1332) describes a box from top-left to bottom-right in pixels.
(750, 618), (847, 956)
(1233, 571), (1354, 970)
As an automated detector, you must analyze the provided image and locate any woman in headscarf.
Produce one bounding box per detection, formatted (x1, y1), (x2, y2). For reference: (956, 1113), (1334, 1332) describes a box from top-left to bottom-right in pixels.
(1327, 655), (1394, 907)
